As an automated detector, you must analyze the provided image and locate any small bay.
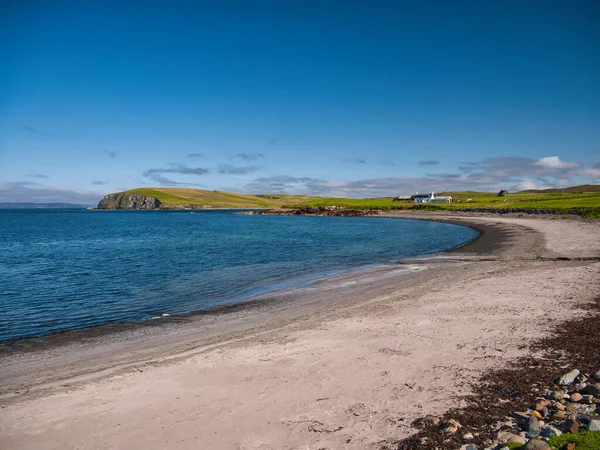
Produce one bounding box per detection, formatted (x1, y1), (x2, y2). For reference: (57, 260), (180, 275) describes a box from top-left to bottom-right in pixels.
(0, 210), (478, 342)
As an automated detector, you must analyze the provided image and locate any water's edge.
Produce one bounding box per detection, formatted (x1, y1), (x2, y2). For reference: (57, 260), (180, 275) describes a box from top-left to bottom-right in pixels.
(0, 215), (481, 348)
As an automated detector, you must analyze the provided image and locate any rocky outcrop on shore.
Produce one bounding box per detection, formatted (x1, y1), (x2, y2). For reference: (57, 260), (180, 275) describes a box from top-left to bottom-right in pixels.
(242, 206), (380, 217)
(98, 192), (162, 210)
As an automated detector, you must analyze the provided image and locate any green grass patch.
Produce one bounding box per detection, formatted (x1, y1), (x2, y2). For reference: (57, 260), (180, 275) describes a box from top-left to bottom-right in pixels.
(284, 191), (600, 218)
(502, 442), (524, 449)
(125, 188), (318, 208)
(548, 430), (600, 450)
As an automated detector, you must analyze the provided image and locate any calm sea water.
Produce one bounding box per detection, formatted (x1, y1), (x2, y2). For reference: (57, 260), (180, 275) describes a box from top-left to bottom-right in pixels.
(0, 210), (478, 342)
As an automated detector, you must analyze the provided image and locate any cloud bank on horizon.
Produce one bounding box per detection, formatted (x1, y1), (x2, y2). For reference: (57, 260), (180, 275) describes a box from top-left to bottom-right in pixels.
(1, 155), (599, 204)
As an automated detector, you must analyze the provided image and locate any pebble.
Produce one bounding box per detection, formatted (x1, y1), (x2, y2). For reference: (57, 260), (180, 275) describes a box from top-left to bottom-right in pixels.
(508, 435), (527, 444)
(557, 369), (580, 386)
(581, 384), (599, 396)
(575, 412), (594, 423)
(570, 392), (583, 402)
(588, 419), (600, 431)
(552, 410), (566, 420)
(531, 410), (542, 419)
(580, 394), (594, 404)
(498, 431), (525, 444)
(441, 418), (461, 433)
(526, 416), (540, 432)
(461, 432), (474, 440)
(535, 399), (551, 410)
(565, 418), (579, 434)
(593, 370), (600, 380)
(566, 402), (578, 412)
(523, 440), (551, 450)
(525, 430), (540, 439)
(465, 444), (478, 450)
(540, 425), (561, 437)
(548, 390), (565, 400)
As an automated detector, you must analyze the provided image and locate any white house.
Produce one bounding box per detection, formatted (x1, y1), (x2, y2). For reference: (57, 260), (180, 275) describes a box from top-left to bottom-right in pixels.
(410, 192), (452, 203)
(410, 192), (435, 203)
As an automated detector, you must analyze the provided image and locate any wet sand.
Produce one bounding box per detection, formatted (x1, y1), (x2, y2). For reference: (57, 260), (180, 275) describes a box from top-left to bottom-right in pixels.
(1, 213), (599, 449)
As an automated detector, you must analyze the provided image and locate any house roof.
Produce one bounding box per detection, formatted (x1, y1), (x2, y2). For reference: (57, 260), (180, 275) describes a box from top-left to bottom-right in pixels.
(411, 193), (434, 198)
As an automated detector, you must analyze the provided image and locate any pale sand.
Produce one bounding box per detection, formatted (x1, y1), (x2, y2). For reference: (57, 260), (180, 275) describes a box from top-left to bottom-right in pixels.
(1, 214), (599, 450)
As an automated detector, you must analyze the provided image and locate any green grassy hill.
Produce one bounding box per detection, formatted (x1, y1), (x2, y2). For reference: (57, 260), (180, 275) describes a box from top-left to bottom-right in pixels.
(124, 188), (317, 208)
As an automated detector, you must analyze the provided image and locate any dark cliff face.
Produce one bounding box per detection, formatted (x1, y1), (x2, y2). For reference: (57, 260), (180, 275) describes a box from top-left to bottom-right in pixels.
(98, 193), (162, 210)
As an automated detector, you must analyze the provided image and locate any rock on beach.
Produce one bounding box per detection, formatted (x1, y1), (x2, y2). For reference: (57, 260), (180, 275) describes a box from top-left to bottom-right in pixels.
(557, 369), (580, 386)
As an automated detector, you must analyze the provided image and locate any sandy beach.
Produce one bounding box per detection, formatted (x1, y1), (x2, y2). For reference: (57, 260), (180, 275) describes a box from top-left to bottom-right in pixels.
(1, 213), (599, 450)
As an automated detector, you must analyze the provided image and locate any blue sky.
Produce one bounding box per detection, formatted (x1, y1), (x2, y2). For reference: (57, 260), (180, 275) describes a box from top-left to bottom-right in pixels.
(1, 0), (599, 204)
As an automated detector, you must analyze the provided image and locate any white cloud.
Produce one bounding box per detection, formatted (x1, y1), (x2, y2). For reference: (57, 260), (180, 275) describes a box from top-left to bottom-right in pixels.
(517, 178), (543, 191)
(0, 181), (106, 204)
(534, 156), (581, 170)
(579, 168), (600, 180)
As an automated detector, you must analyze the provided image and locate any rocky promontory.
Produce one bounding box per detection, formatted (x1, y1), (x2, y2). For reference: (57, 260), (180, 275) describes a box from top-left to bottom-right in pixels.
(98, 193), (163, 210)
(97, 192), (217, 210)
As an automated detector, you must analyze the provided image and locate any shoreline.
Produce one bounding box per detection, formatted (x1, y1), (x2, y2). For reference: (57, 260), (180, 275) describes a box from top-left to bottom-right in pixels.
(0, 215), (481, 351)
(0, 215), (485, 399)
(0, 213), (570, 394)
(1, 212), (599, 449)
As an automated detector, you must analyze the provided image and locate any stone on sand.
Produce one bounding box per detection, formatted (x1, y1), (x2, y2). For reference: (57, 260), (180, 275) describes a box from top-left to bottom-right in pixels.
(588, 419), (600, 432)
(557, 369), (580, 386)
(523, 440), (551, 450)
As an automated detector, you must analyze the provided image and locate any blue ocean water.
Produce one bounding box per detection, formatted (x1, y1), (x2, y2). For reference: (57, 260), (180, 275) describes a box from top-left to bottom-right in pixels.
(0, 210), (478, 342)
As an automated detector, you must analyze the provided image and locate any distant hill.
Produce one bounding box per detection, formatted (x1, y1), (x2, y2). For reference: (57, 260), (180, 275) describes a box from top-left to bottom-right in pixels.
(439, 184), (600, 200)
(0, 202), (89, 209)
(518, 184), (600, 194)
(98, 188), (318, 209)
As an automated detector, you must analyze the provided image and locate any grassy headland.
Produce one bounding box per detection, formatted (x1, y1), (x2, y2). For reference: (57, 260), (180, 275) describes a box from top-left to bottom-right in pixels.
(123, 188), (318, 209)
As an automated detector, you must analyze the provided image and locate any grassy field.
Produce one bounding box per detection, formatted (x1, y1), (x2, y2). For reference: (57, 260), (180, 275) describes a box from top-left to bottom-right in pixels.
(291, 187), (600, 218)
(120, 186), (600, 217)
(125, 188), (317, 208)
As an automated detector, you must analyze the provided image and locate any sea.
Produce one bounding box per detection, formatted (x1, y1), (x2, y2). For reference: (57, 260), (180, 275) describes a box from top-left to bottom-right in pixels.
(0, 210), (478, 342)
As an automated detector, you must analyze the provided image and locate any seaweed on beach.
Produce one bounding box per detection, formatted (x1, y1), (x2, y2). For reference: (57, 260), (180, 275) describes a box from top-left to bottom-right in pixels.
(393, 295), (600, 450)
